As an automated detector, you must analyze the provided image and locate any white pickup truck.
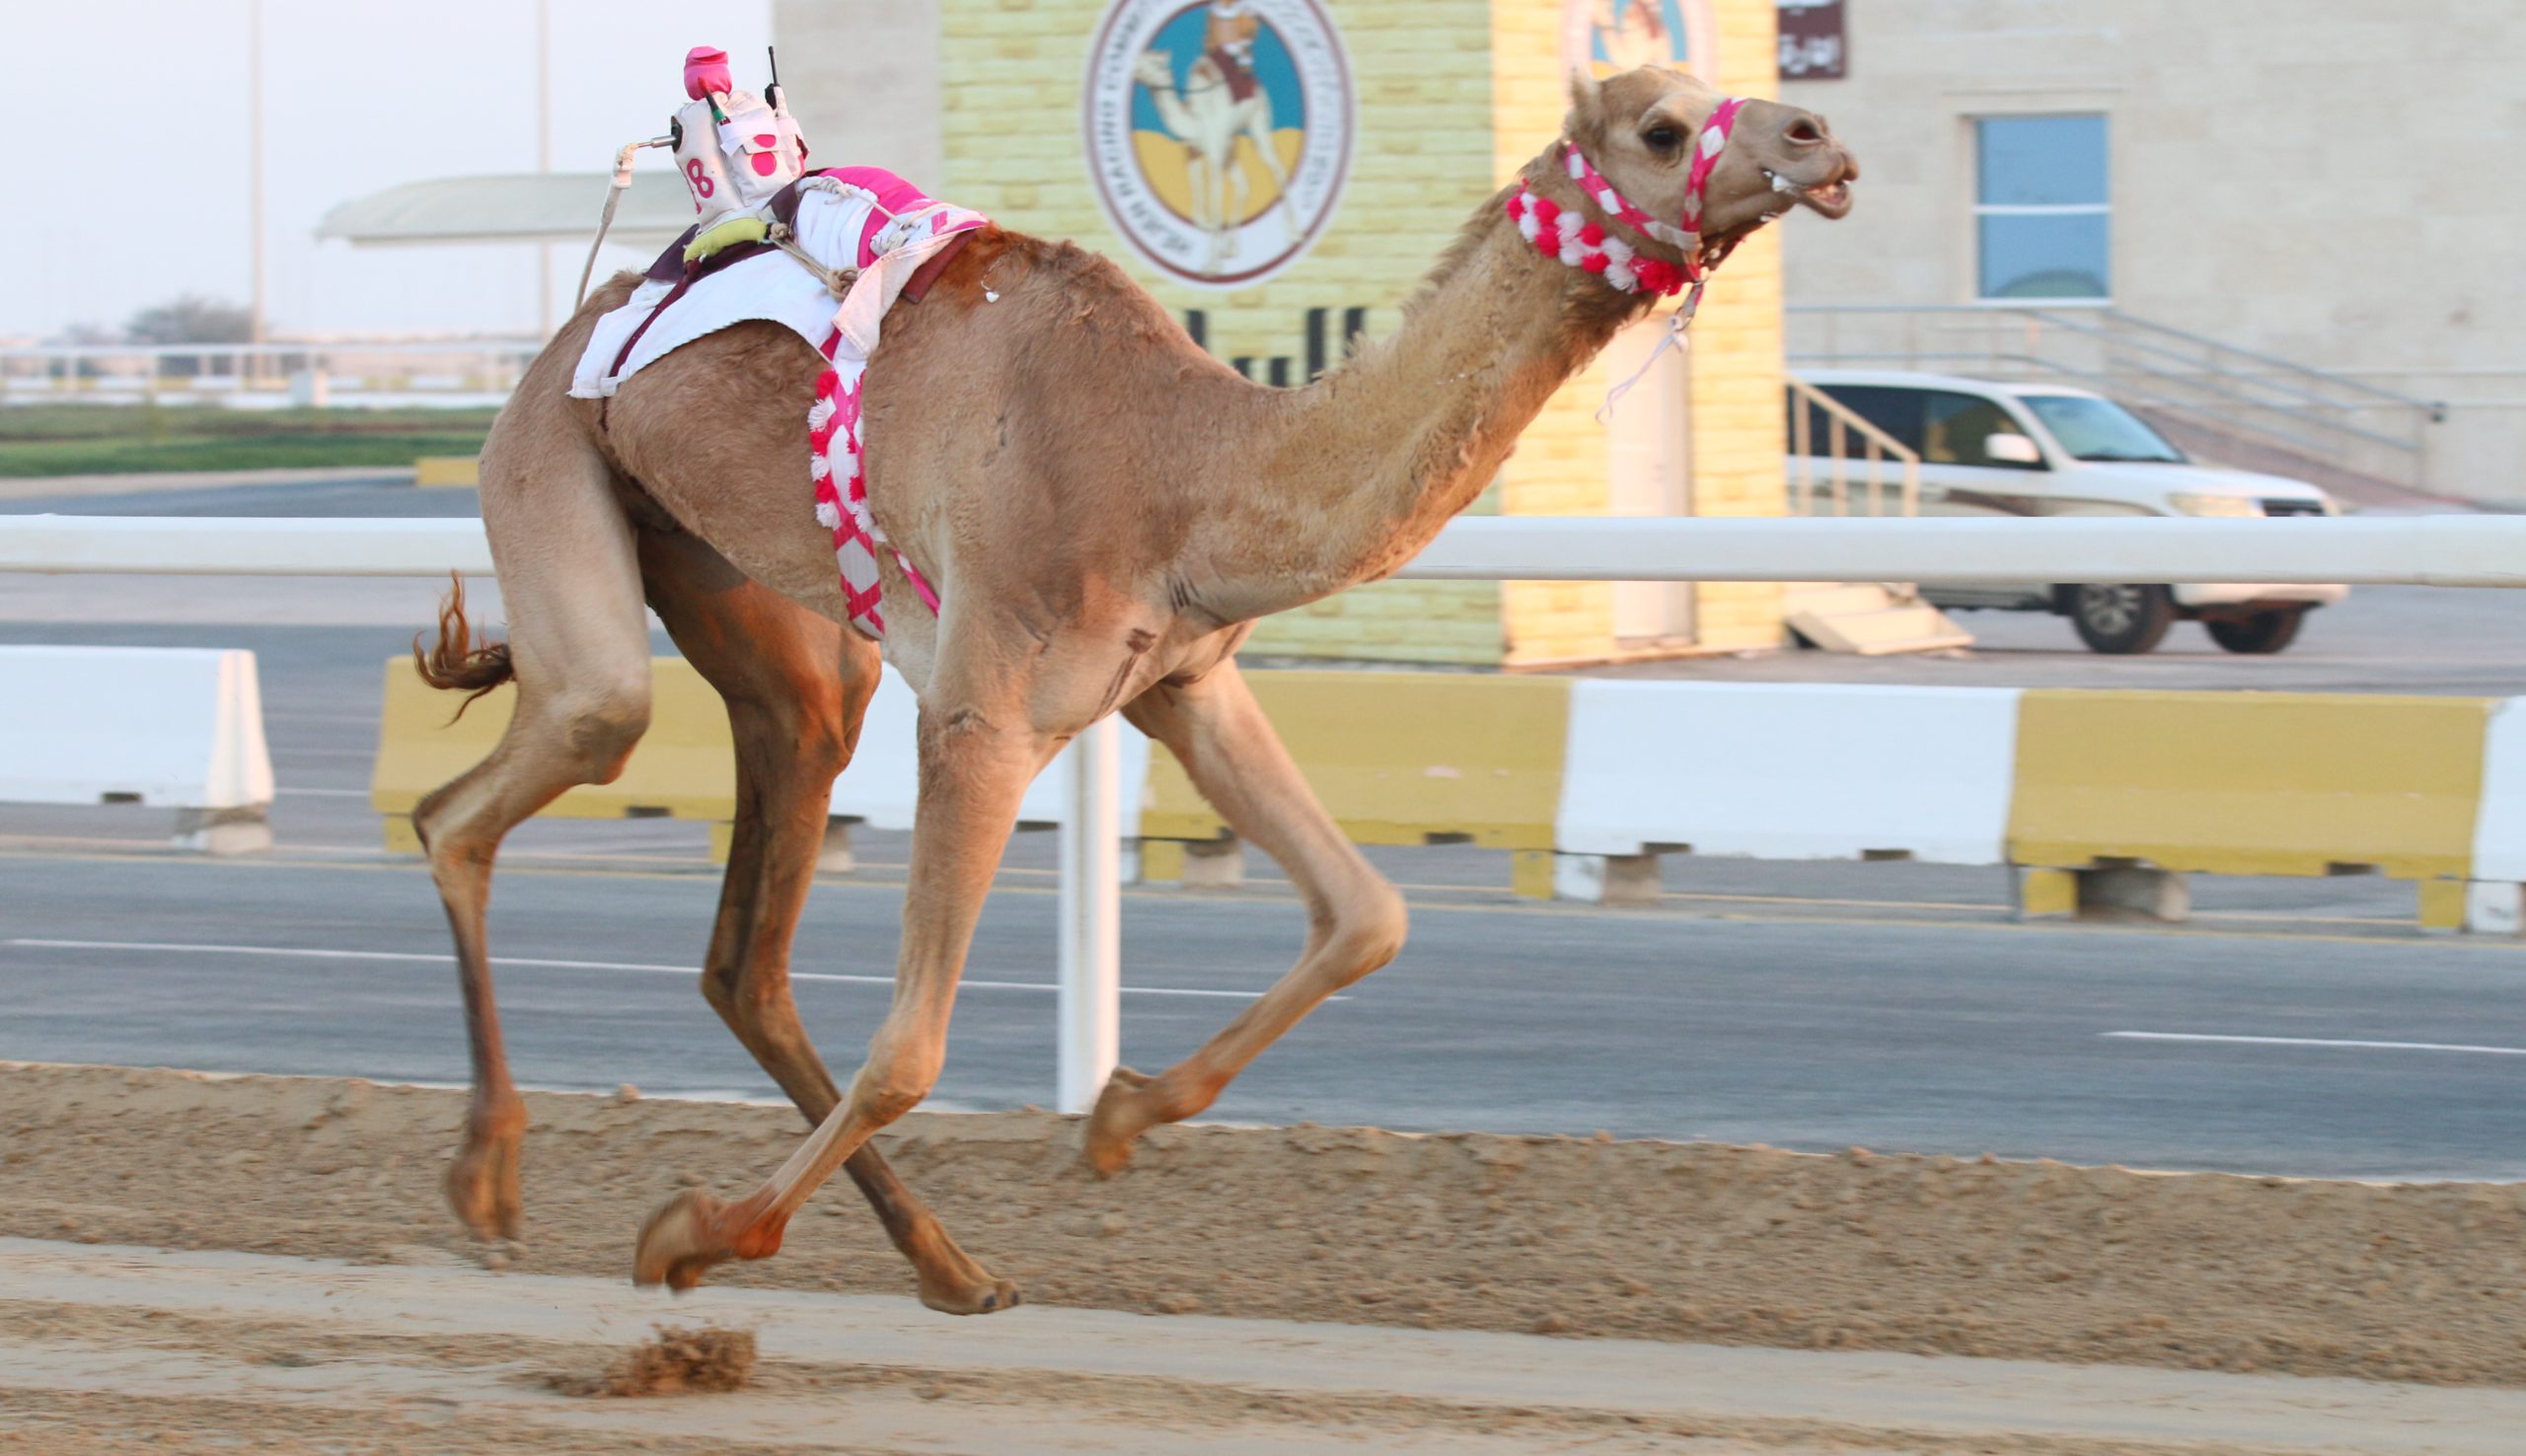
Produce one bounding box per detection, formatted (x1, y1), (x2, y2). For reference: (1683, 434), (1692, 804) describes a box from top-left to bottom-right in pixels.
(1790, 369), (2347, 654)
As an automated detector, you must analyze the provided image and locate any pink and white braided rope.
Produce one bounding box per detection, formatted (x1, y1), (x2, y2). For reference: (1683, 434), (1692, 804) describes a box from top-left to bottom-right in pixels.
(1503, 96), (1746, 302)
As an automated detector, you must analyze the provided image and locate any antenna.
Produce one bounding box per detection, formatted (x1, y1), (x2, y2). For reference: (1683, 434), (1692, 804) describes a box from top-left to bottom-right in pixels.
(766, 45), (784, 110)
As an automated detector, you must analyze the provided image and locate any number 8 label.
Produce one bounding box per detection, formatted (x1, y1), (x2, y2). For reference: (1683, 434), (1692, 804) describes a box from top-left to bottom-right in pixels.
(685, 157), (715, 201)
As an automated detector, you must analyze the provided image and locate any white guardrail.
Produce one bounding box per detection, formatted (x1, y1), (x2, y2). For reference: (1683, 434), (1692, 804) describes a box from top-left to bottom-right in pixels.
(8, 511), (2526, 1114)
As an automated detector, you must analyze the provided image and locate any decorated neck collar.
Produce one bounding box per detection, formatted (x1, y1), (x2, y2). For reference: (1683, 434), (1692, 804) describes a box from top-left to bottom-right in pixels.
(1503, 96), (1746, 302)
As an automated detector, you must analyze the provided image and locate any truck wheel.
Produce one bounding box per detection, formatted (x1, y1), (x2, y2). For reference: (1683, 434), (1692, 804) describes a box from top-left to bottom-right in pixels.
(2070, 584), (2177, 654)
(2205, 609), (2307, 654)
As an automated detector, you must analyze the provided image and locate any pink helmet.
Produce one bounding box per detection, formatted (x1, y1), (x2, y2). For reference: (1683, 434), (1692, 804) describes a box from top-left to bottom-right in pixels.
(683, 46), (733, 101)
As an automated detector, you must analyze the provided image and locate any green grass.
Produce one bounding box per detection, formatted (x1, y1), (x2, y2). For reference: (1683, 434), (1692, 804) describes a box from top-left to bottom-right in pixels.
(0, 403), (500, 477)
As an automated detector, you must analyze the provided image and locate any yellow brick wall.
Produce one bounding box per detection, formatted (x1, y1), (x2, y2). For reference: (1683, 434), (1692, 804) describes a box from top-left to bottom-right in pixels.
(1680, 0), (1787, 654)
(942, 0), (1506, 663)
(1493, 0), (1613, 665)
(937, 0), (1787, 666)
(1499, 0), (1788, 665)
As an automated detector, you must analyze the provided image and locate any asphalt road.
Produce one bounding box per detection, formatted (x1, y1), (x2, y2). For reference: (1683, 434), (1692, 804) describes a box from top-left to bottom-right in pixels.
(4, 476), (2525, 1181)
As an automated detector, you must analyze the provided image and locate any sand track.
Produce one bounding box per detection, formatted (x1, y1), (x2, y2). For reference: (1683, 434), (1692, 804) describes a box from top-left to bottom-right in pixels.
(4, 1061), (2524, 1452)
(10, 1240), (2526, 1455)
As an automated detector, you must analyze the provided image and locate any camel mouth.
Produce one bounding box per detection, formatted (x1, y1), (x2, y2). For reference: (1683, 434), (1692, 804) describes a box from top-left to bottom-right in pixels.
(1764, 169), (1855, 220)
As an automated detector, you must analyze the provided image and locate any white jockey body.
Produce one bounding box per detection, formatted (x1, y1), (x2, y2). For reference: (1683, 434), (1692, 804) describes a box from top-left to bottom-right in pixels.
(673, 47), (809, 232)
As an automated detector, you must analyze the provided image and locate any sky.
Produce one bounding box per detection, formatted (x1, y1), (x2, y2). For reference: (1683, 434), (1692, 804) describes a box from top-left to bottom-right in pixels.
(4, 0), (772, 343)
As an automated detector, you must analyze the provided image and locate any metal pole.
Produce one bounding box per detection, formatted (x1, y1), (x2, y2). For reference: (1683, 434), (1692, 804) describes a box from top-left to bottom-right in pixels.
(535, 0), (555, 336)
(247, 0), (267, 378)
(1056, 717), (1122, 1115)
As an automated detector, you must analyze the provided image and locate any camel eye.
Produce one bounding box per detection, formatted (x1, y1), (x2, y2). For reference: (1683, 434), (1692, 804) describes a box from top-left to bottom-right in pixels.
(1642, 125), (1681, 153)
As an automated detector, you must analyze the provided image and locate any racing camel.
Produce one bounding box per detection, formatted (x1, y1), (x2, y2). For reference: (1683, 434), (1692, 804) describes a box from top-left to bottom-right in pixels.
(411, 65), (1857, 1305)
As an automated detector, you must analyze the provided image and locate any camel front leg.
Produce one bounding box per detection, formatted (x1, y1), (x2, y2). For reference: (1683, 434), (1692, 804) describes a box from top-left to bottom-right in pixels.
(632, 694), (1048, 1291)
(1084, 661), (1406, 1175)
(640, 532), (1018, 1315)
(1248, 114), (1300, 236)
(1223, 163), (1250, 267)
(1187, 153), (1218, 236)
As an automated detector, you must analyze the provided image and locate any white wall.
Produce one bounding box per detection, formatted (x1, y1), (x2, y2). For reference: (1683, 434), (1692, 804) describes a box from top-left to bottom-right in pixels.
(1778, 0), (2526, 497)
(774, 0), (946, 189)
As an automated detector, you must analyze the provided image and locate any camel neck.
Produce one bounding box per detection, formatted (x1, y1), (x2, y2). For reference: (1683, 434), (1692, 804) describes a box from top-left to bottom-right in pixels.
(1205, 168), (1647, 620)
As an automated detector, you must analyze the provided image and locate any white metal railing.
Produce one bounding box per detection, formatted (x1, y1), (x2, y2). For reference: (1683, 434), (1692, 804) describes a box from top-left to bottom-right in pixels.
(12, 513), (2526, 586)
(9, 510), (2526, 1112)
(0, 340), (543, 403)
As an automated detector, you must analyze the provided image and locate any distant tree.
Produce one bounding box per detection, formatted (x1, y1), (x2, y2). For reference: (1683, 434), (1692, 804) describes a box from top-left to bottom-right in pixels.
(124, 294), (254, 345)
(124, 294), (254, 378)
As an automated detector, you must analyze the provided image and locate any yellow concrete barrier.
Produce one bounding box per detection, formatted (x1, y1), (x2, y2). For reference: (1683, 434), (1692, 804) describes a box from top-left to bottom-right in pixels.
(1141, 671), (1572, 851)
(412, 456), (482, 489)
(2007, 691), (2493, 882)
(371, 656), (736, 852)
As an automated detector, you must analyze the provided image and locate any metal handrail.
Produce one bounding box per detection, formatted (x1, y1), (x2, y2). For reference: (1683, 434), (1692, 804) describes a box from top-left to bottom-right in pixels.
(1788, 349), (2412, 466)
(1787, 304), (2441, 413)
(1785, 374), (1919, 518)
(1787, 304), (2443, 488)
(2070, 311), (2444, 414)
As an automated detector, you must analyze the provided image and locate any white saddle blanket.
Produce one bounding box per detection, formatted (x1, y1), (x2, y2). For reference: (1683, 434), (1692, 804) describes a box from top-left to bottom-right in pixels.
(569, 179), (948, 400)
(565, 170), (988, 638)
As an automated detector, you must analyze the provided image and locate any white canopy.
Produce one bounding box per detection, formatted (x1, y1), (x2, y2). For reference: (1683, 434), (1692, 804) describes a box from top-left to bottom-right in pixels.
(315, 173), (695, 248)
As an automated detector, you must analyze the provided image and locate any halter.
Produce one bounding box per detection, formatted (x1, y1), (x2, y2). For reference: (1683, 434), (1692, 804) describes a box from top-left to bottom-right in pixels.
(1503, 96), (1746, 312)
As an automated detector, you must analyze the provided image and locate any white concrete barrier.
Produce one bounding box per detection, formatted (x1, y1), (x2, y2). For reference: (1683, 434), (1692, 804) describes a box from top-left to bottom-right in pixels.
(1556, 682), (2022, 866)
(2468, 696), (2526, 934)
(0, 645), (275, 852)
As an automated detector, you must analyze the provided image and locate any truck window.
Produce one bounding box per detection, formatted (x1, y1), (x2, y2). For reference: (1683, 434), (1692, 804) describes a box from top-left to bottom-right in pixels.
(1794, 385), (1926, 455)
(1921, 391), (2039, 469)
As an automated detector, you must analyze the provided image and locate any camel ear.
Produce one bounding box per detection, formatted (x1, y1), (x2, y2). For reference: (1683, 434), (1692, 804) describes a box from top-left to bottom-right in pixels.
(1567, 68), (1602, 116)
(1565, 68), (1604, 141)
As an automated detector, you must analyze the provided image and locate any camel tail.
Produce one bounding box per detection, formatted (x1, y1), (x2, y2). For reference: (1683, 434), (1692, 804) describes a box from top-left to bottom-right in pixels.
(412, 572), (514, 721)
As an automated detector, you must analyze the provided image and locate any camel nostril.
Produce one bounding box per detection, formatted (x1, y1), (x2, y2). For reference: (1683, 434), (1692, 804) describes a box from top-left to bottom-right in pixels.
(1785, 116), (1826, 146)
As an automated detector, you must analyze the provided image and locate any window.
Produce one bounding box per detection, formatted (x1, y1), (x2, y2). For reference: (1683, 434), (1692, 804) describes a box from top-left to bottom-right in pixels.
(1975, 114), (2109, 302)
(1794, 385), (2047, 471)
(2018, 395), (2187, 463)
(1919, 391), (2038, 469)
(1803, 385), (1923, 454)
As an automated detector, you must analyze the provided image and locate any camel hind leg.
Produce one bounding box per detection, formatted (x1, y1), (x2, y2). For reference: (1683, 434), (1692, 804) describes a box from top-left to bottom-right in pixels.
(1084, 659), (1407, 1174)
(415, 412), (654, 1241)
(636, 525), (1017, 1314)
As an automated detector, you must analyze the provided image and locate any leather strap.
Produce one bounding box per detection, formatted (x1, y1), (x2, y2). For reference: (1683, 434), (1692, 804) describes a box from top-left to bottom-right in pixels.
(901, 231), (973, 304)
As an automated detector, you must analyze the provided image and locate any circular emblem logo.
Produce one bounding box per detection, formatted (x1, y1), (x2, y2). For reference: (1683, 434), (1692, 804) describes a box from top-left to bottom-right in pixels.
(1084, 0), (1354, 289)
(1559, 0), (1717, 80)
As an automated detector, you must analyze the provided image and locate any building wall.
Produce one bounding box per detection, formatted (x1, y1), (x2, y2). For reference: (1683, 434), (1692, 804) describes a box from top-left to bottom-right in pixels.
(1778, 0), (2526, 501)
(1501, 0), (1789, 663)
(773, 0), (946, 186)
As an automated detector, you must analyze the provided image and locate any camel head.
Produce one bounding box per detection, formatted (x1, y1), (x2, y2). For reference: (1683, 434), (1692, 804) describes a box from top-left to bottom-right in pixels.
(1561, 66), (1858, 261)
(1132, 50), (1177, 92)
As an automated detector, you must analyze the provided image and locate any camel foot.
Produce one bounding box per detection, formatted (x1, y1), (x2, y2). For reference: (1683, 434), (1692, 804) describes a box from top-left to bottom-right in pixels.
(1081, 1065), (1160, 1179)
(443, 1122), (522, 1243)
(632, 1188), (786, 1292)
(917, 1259), (1024, 1317)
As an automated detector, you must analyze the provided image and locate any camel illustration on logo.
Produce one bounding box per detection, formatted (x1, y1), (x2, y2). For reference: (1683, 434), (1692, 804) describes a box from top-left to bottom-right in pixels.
(1085, 0), (1351, 287)
(1130, 37), (1300, 276)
